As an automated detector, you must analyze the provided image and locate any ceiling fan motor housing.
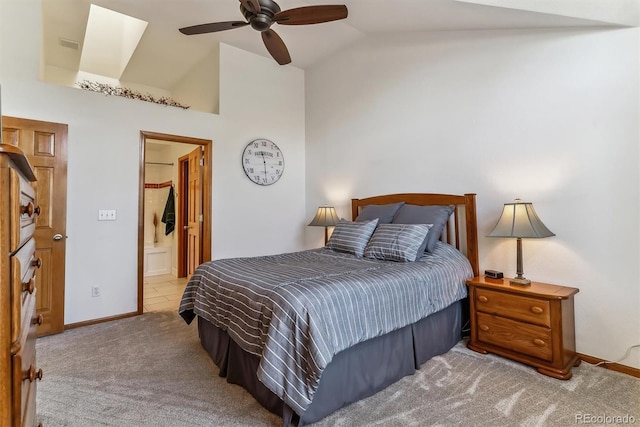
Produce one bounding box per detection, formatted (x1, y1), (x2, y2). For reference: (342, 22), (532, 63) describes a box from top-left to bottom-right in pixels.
(241, 0), (281, 32)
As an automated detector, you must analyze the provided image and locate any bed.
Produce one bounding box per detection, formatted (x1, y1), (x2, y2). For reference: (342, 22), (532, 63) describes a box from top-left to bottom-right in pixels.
(179, 193), (479, 426)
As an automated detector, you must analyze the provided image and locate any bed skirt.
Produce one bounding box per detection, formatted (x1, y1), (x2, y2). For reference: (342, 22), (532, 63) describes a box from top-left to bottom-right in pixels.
(197, 300), (463, 426)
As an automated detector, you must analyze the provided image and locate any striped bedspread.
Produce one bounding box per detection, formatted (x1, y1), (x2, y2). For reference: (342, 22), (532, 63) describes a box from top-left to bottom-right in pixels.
(179, 242), (472, 415)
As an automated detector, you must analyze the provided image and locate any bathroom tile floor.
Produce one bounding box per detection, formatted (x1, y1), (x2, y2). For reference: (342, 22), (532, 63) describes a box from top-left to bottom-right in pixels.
(143, 274), (189, 313)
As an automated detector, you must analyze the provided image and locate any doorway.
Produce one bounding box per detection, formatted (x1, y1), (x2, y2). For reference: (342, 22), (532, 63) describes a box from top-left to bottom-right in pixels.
(138, 131), (211, 314)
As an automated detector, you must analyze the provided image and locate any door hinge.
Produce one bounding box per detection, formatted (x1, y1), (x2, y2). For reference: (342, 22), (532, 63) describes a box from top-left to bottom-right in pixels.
(199, 214), (204, 222)
(199, 157), (204, 166)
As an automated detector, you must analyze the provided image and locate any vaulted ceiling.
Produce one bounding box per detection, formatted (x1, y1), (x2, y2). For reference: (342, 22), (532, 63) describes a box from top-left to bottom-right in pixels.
(42, 0), (638, 91)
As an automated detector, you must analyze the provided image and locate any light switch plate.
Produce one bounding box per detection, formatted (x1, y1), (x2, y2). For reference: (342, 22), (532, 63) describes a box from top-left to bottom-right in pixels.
(98, 209), (117, 221)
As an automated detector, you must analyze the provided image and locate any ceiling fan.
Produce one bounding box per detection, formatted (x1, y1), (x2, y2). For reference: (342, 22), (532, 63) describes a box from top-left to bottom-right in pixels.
(179, 0), (348, 65)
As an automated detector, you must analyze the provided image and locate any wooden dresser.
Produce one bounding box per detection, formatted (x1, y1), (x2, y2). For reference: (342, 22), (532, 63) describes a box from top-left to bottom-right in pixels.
(467, 276), (580, 380)
(1, 144), (43, 426)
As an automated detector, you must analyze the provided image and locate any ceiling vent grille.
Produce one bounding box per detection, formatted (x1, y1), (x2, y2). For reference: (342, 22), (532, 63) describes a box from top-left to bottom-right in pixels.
(59, 38), (79, 50)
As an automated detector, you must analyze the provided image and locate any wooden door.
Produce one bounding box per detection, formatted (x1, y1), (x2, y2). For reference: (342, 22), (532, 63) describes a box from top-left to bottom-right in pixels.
(185, 147), (202, 276)
(2, 117), (67, 336)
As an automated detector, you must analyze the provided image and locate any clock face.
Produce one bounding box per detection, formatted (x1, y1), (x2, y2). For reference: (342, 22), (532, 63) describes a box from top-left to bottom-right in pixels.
(242, 139), (285, 186)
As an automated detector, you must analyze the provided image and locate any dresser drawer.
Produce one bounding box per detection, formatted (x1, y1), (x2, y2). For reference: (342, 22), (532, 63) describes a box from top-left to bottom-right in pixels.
(10, 168), (37, 253)
(10, 238), (38, 344)
(11, 296), (39, 427)
(476, 312), (553, 361)
(475, 288), (551, 327)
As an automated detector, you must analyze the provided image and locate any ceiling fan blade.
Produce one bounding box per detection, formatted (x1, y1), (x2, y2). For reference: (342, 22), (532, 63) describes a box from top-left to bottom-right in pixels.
(179, 21), (248, 35)
(261, 29), (291, 65)
(239, 0), (261, 14)
(274, 5), (348, 26)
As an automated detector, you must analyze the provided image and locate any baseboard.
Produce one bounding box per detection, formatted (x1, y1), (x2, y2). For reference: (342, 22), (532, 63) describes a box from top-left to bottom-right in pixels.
(578, 353), (640, 378)
(64, 311), (139, 330)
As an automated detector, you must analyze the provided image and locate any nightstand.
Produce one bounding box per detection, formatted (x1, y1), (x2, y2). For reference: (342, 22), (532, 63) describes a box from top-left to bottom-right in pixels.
(466, 276), (580, 380)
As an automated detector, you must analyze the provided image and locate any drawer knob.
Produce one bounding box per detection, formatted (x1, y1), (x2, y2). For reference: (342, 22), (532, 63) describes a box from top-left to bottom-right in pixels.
(20, 202), (34, 216)
(478, 295), (489, 303)
(31, 257), (42, 269)
(32, 314), (44, 326)
(530, 306), (544, 314)
(479, 324), (490, 332)
(23, 366), (43, 382)
(533, 338), (546, 347)
(22, 278), (35, 294)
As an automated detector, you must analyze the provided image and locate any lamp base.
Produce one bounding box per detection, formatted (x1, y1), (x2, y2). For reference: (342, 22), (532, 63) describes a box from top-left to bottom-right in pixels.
(510, 277), (531, 286)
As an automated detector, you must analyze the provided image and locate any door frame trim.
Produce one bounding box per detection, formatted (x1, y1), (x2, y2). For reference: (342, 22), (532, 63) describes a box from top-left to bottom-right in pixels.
(138, 131), (212, 315)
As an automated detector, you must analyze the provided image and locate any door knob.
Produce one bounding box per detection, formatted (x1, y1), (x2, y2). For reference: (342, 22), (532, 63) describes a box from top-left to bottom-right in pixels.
(184, 226), (190, 230)
(53, 234), (64, 241)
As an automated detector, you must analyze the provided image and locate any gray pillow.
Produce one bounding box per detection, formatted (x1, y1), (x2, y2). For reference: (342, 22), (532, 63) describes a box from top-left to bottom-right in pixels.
(355, 202), (405, 224)
(392, 204), (455, 253)
(364, 223), (433, 262)
(326, 218), (378, 257)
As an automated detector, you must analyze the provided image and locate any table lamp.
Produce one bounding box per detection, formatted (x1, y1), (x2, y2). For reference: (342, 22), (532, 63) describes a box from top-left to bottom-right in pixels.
(487, 199), (555, 286)
(308, 206), (339, 245)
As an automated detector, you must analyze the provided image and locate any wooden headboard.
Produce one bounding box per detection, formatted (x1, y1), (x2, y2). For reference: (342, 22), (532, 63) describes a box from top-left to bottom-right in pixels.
(351, 193), (479, 276)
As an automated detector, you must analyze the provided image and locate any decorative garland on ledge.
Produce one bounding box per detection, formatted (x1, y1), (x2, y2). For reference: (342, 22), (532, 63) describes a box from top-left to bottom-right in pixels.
(77, 80), (190, 109)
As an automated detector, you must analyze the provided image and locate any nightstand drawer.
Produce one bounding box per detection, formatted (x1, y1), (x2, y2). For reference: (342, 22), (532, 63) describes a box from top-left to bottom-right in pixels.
(476, 312), (552, 361)
(475, 288), (550, 327)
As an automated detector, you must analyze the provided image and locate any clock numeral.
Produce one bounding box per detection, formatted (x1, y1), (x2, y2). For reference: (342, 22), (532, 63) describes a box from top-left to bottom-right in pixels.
(247, 167), (254, 173)
(244, 159), (250, 164)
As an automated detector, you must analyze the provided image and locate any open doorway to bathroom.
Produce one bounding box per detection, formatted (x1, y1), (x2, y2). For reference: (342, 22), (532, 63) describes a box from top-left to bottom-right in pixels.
(137, 131), (212, 314)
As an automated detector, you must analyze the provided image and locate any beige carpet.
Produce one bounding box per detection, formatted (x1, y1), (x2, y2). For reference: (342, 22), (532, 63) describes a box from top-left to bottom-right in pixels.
(36, 311), (640, 426)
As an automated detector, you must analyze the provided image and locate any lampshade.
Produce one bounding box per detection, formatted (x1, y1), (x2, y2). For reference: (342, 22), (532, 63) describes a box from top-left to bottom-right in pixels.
(308, 206), (339, 245)
(487, 199), (554, 286)
(487, 200), (555, 239)
(308, 206), (340, 227)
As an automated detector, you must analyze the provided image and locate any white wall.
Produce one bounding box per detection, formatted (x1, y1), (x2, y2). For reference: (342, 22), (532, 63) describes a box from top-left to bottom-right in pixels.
(1, 0), (306, 324)
(171, 44), (220, 114)
(305, 28), (640, 368)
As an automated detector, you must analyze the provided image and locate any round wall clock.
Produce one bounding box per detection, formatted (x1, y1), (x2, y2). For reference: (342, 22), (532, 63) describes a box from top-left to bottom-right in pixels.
(241, 139), (285, 186)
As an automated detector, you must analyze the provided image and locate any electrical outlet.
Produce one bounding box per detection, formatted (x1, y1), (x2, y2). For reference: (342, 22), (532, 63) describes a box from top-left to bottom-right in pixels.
(92, 286), (101, 297)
